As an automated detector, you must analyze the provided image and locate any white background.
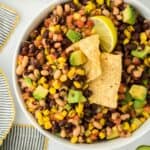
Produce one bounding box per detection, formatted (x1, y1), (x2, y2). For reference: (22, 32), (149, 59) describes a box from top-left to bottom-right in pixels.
(0, 0), (150, 149)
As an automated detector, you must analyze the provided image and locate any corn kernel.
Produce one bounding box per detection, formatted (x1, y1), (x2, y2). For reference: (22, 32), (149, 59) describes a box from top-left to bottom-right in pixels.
(55, 113), (64, 120)
(62, 111), (67, 117)
(73, 13), (81, 20)
(43, 109), (50, 116)
(142, 111), (149, 119)
(140, 32), (147, 44)
(35, 111), (42, 119)
(122, 122), (130, 131)
(76, 103), (84, 116)
(96, 0), (104, 5)
(36, 35), (42, 41)
(124, 29), (131, 39)
(92, 129), (99, 135)
(38, 77), (46, 84)
(88, 123), (94, 130)
(46, 55), (54, 64)
(140, 117), (146, 123)
(71, 136), (78, 144)
(127, 26), (135, 32)
(43, 116), (50, 122)
(53, 80), (61, 89)
(123, 38), (130, 45)
(41, 27), (46, 35)
(44, 48), (49, 55)
(100, 118), (106, 126)
(99, 132), (105, 139)
(85, 130), (91, 137)
(86, 138), (92, 143)
(51, 106), (57, 113)
(60, 74), (67, 82)
(57, 57), (66, 63)
(131, 123), (137, 131)
(67, 67), (76, 79)
(102, 108), (108, 114)
(44, 121), (52, 129)
(49, 87), (56, 94)
(73, 81), (82, 89)
(85, 2), (96, 13)
(38, 118), (44, 126)
(68, 110), (76, 117)
(43, 83), (49, 89)
(76, 69), (85, 75)
(83, 84), (89, 90)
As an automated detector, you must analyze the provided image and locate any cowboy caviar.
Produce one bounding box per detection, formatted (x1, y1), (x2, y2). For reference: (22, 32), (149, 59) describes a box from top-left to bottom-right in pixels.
(16, 0), (150, 143)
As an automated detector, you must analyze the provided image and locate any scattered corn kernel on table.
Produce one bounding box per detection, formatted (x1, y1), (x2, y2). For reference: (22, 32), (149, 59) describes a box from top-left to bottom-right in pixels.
(0, 0), (150, 149)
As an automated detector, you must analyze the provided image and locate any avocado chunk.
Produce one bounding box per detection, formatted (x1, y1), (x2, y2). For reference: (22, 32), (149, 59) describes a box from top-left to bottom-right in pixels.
(33, 85), (48, 100)
(129, 85), (147, 101)
(134, 100), (146, 109)
(131, 46), (150, 59)
(67, 89), (86, 104)
(23, 77), (32, 87)
(66, 29), (82, 43)
(69, 50), (87, 66)
(137, 145), (150, 150)
(107, 126), (119, 140)
(122, 5), (137, 25)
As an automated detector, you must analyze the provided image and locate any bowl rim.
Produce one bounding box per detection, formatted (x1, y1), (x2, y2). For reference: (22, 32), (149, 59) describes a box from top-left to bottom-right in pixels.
(12, 0), (150, 150)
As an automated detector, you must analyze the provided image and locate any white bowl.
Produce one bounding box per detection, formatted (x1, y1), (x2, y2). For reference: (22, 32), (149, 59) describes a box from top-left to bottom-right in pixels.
(12, 0), (150, 150)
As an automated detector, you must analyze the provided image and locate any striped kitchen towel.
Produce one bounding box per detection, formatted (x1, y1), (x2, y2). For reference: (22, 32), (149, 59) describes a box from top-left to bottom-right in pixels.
(0, 69), (15, 146)
(0, 3), (19, 50)
(0, 124), (48, 150)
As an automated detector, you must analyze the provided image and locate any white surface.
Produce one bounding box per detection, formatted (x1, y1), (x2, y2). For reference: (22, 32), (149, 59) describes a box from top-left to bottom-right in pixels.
(0, 0), (150, 150)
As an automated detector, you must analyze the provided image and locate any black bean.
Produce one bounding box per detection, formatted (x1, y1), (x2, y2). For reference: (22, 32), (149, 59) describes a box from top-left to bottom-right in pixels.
(59, 120), (67, 127)
(42, 30), (49, 38)
(134, 24), (142, 33)
(74, 75), (87, 82)
(83, 89), (93, 98)
(80, 0), (88, 5)
(22, 41), (30, 48)
(64, 80), (73, 88)
(59, 17), (65, 24)
(70, 2), (78, 10)
(105, 120), (115, 128)
(131, 32), (139, 41)
(21, 47), (29, 55)
(52, 122), (61, 133)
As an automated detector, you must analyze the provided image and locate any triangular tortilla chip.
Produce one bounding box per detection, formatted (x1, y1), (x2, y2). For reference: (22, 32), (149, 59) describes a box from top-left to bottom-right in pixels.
(66, 34), (101, 82)
(89, 53), (122, 108)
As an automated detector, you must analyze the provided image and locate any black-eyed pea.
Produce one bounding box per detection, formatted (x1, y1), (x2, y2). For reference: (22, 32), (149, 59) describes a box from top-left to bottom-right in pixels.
(28, 73), (36, 81)
(54, 70), (61, 79)
(39, 100), (46, 107)
(73, 126), (81, 137)
(56, 5), (63, 17)
(60, 129), (66, 138)
(41, 70), (49, 76)
(21, 56), (29, 68)
(113, 7), (119, 15)
(93, 121), (102, 129)
(64, 4), (70, 13)
(34, 69), (40, 79)
(16, 65), (24, 75)
(114, 0), (123, 6)
(27, 65), (34, 72)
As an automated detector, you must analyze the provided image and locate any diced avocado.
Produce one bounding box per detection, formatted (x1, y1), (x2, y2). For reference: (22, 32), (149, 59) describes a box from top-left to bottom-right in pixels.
(136, 145), (150, 150)
(33, 85), (48, 100)
(122, 5), (137, 25)
(131, 46), (150, 59)
(69, 50), (87, 66)
(129, 85), (147, 101)
(107, 126), (119, 140)
(67, 89), (86, 104)
(134, 100), (146, 109)
(66, 29), (82, 43)
(24, 77), (32, 87)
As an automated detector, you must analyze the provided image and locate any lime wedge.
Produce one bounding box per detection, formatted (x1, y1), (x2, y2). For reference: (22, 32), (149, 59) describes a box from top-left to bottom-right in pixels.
(91, 16), (118, 52)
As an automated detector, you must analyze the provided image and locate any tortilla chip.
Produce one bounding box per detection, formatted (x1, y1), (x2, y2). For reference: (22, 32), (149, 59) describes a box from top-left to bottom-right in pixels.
(89, 53), (122, 108)
(66, 34), (101, 82)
